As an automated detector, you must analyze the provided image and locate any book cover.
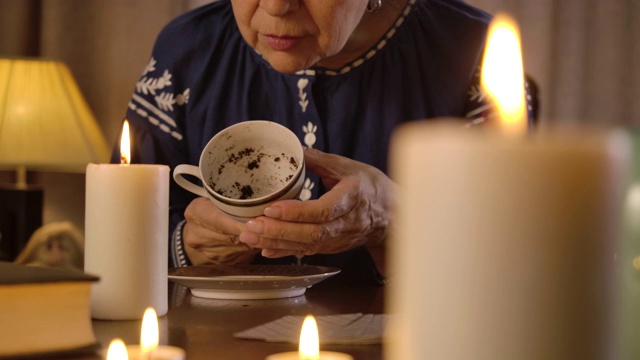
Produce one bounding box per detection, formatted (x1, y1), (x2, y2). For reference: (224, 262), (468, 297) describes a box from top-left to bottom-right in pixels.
(0, 261), (99, 358)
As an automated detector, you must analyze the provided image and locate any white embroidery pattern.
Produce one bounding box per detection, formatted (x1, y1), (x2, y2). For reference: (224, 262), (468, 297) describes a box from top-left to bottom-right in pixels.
(295, 69), (316, 76)
(301, 121), (318, 200)
(465, 78), (491, 125)
(136, 69), (172, 95)
(299, 177), (315, 201)
(142, 57), (157, 76)
(131, 57), (189, 140)
(303, 121), (317, 148)
(155, 89), (190, 111)
(465, 67), (498, 127)
(297, 78), (309, 112)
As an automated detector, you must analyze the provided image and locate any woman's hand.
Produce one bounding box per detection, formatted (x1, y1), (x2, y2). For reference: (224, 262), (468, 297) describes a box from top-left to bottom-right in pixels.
(238, 148), (394, 259)
(182, 197), (260, 265)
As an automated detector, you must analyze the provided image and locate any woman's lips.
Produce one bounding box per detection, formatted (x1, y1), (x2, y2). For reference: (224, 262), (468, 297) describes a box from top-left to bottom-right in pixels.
(262, 34), (301, 51)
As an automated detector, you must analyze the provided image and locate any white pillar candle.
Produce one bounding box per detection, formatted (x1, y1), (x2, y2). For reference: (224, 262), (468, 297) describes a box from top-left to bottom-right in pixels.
(619, 131), (640, 359)
(386, 122), (631, 359)
(387, 14), (630, 359)
(85, 162), (169, 320)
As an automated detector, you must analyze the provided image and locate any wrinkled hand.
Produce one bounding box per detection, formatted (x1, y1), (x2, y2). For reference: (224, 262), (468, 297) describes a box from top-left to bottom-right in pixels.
(238, 147), (394, 258)
(183, 197), (260, 265)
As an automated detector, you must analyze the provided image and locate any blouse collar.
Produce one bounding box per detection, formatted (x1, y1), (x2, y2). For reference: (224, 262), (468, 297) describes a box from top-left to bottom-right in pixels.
(296, 0), (416, 77)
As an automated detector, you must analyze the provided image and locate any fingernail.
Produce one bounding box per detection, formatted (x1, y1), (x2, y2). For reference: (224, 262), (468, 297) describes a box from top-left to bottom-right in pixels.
(246, 220), (264, 233)
(239, 232), (260, 246)
(264, 206), (283, 219)
(262, 249), (275, 258)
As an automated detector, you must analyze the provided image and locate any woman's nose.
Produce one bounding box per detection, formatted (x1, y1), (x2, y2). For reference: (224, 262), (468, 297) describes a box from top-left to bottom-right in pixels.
(259, 0), (299, 16)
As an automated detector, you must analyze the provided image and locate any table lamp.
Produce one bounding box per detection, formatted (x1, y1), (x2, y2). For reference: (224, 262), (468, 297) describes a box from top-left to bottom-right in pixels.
(0, 57), (109, 261)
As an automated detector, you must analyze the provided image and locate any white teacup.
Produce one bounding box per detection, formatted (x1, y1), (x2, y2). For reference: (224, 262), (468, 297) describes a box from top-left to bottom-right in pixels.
(173, 121), (305, 221)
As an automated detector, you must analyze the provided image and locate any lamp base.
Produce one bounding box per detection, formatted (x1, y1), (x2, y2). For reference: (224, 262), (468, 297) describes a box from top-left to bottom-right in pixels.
(0, 184), (43, 261)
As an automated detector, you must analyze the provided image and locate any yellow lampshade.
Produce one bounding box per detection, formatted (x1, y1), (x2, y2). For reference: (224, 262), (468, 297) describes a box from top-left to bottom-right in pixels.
(0, 58), (109, 174)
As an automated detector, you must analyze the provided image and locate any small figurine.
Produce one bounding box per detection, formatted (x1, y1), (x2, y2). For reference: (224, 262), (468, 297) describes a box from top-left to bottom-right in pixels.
(14, 221), (84, 271)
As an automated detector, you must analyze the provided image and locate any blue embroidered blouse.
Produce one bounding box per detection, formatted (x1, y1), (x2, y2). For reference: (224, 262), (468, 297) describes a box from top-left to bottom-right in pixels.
(115, 0), (521, 284)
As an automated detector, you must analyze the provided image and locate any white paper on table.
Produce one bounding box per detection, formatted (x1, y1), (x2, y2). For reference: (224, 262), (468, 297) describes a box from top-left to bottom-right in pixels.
(233, 313), (387, 345)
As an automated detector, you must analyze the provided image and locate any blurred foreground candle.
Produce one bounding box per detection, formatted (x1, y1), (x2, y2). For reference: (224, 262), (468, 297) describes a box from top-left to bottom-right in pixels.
(85, 120), (169, 320)
(619, 130), (640, 359)
(385, 13), (631, 360)
(265, 315), (353, 360)
(124, 307), (185, 360)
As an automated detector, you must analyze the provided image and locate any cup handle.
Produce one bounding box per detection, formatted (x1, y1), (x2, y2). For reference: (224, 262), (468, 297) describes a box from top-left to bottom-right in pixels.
(173, 164), (208, 198)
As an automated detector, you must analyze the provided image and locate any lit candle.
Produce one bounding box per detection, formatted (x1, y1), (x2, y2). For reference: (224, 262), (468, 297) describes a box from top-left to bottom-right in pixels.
(107, 339), (129, 360)
(480, 13), (527, 136)
(85, 120), (170, 320)
(124, 307), (186, 360)
(266, 315), (353, 360)
(387, 13), (631, 360)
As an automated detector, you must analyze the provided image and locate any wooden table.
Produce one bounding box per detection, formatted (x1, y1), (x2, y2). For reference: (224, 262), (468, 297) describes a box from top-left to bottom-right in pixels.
(83, 279), (384, 360)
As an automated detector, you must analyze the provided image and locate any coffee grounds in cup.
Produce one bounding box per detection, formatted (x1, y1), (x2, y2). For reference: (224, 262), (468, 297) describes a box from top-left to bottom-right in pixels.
(209, 146), (299, 200)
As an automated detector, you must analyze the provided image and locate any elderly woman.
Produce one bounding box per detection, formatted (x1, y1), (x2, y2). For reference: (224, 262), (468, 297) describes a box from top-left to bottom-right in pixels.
(118, 0), (524, 284)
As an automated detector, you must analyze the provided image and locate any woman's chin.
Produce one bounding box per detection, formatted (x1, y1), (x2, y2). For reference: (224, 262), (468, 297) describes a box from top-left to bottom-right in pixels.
(262, 53), (316, 74)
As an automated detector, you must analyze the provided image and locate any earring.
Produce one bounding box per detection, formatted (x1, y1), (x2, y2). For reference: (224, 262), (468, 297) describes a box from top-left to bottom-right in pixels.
(367, 0), (382, 13)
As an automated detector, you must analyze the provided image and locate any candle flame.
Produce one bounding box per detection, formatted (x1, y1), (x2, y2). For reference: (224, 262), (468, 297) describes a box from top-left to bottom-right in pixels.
(481, 13), (527, 136)
(141, 307), (159, 353)
(107, 338), (129, 360)
(299, 315), (320, 360)
(120, 120), (131, 165)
